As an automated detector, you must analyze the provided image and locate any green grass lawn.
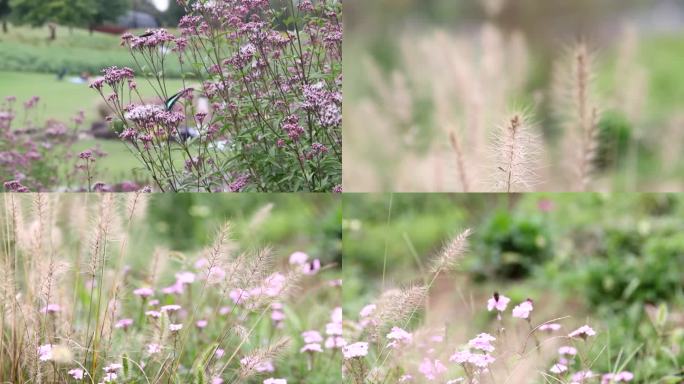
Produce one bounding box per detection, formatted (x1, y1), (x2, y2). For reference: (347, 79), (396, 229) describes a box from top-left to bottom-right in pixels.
(0, 24), (183, 77)
(0, 71), (188, 184)
(0, 24), (194, 185)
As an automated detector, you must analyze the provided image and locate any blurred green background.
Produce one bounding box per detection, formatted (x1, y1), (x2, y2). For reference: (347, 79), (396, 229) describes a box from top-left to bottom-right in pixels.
(344, 0), (684, 190)
(138, 193), (342, 263)
(342, 193), (684, 380)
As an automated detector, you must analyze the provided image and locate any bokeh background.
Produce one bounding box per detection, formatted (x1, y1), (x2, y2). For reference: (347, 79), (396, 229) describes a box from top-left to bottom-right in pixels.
(344, 0), (684, 192)
(342, 193), (684, 380)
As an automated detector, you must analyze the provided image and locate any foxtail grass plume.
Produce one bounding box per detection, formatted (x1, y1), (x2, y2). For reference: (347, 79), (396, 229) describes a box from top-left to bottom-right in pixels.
(491, 112), (540, 192)
(430, 228), (472, 273)
(367, 285), (428, 339)
(553, 41), (601, 191)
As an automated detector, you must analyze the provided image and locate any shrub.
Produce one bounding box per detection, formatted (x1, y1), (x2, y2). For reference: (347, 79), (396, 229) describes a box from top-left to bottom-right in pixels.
(582, 228), (684, 308)
(91, 0), (342, 192)
(469, 211), (551, 280)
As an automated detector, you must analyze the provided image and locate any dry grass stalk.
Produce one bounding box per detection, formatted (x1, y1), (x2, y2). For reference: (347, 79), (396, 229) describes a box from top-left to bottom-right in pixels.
(492, 113), (541, 192)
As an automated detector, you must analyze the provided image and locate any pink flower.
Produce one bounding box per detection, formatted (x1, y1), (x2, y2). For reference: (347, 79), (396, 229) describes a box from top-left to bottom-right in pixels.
(133, 287), (154, 298)
(240, 357), (275, 372)
(161, 304), (182, 313)
(468, 353), (495, 368)
(331, 307), (342, 324)
(114, 318), (133, 330)
(38, 344), (53, 361)
(487, 292), (510, 312)
(145, 310), (161, 318)
(572, 370), (596, 382)
(169, 323), (183, 332)
(386, 326), (413, 346)
(568, 325), (596, 339)
(68, 368), (85, 380)
(539, 323), (561, 332)
(147, 343), (162, 354)
(325, 336), (346, 349)
(41, 304), (61, 314)
(206, 266), (226, 283)
(300, 343), (323, 353)
(538, 198), (555, 212)
(359, 304), (376, 317)
(301, 259), (321, 275)
(104, 363), (122, 373)
(449, 350), (472, 364)
(601, 371), (633, 383)
(263, 379), (287, 384)
(558, 346), (577, 356)
(262, 272), (286, 296)
(468, 333), (496, 352)
(550, 363), (568, 374)
(162, 281), (185, 295)
(211, 378), (223, 384)
(418, 358), (447, 381)
(215, 348), (225, 358)
(175, 271), (196, 284)
(301, 330), (323, 344)
(289, 251), (308, 265)
(342, 342), (368, 359)
(512, 299), (534, 319)
(196, 320), (208, 329)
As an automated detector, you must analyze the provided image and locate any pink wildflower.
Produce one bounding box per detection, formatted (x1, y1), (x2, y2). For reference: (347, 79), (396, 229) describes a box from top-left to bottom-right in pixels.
(161, 304), (182, 313)
(550, 363), (568, 374)
(300, 344), (323, 353)
(133, 287), (154, 298)
(68, 368), (85, 380)
(418, 358), (447, 381)
(145, 310), (161, 318)
(147, 343), (162, 354)
(289, 251), (308, 265)
(196, 320), (208, 329)
(487, 292), (510, 312)
(468, 333), (496, 352)
(41, 304), (61, 314)
(569, 325), (596, 339)
(38, 344), (53, 361)
(263, 379), (287, 384)
(169, 323), (183, 332)
(301, 330), (323, 344)
(539, 323), (561, 332)
(342, 342), (368, 359)
(558, 346), (578, 356)
(512, 299), (534, 319)
(114, 318), (133, 330)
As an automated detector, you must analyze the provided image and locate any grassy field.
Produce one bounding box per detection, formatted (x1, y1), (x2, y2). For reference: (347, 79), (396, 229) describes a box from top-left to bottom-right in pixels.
(0, 71), (187, 123)
(0, 25), (191, 185)
(0, 24), (183, 77)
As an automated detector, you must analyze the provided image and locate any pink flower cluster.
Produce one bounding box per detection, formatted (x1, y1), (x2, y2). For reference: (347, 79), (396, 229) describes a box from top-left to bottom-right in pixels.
(121, 29), (176, 50)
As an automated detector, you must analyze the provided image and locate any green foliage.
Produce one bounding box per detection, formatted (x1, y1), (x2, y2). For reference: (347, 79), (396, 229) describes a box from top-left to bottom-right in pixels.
(92, 0), (129, 26)
(581, 226), (684, 308)
(0, 27), (183, 77)
(594, 110), (632, 171)
(469, 211), (551, 280)
(10, 0), (94, 29)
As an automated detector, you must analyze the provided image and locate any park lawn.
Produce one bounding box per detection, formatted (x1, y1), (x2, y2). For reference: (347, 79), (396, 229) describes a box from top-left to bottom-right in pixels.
(0, 71), (188, 123)
(0, 71), (188, 185)
(0, 24), (183, 77)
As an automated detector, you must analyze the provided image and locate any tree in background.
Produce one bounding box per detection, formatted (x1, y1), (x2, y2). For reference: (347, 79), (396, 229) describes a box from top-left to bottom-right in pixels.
(90, 0), (130, 33)
(0, 0), (10, 33)
(10, 0), (95, 39)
